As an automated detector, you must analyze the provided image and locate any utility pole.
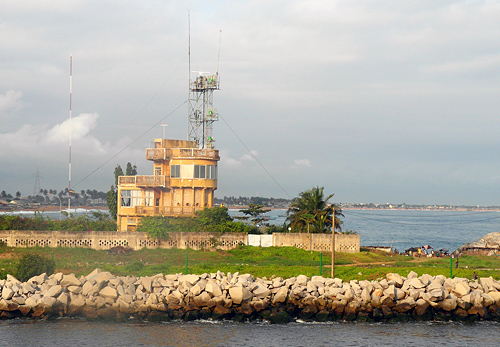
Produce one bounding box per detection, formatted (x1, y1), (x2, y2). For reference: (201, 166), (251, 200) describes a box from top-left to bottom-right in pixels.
(331, 225), (335, 278)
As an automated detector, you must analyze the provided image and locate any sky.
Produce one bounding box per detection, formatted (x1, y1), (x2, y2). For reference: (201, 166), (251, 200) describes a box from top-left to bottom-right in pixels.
(1, 0), (500, 206)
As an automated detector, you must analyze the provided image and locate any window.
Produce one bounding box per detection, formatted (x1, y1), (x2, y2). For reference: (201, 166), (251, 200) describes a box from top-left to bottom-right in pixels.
(154, 167), (161, 176)
(121, 190), (131, 207)
(144, 190), (153, 206)
(207, 165), (217, 179)
(121, 190), (148, 207)
(131, 190), (142, 207)
(171, 165), (180, 178)
(194, 165), (206, 178)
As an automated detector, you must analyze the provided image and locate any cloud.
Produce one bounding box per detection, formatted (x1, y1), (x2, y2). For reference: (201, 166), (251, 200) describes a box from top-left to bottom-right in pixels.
(46, 113), (99, 143)
(293, 159), (312, 167)
(0, 90), (23, 118)
(240, 150), (259, 161)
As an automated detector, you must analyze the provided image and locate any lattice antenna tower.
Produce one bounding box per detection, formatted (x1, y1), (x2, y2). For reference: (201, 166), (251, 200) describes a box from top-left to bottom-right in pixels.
(188, 27), (221, 149)
(33, 166), (41, 196)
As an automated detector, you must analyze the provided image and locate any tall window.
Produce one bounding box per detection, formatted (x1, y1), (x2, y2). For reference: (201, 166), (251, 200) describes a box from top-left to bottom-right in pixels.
(121, 190), (149, 207)
(171, 165), (180, 178)
(131, 190), (142, 207)
(194, 165), (206, 178)
(144, 190), (153, 206)
(121, 190), (131, 207)
(207, 165), (217, 179)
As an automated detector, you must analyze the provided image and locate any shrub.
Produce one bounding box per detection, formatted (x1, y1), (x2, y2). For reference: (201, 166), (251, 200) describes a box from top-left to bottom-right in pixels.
(16, 253), (56, 282)
(137, 215), (171, 240)
(265, 224), (288, 233)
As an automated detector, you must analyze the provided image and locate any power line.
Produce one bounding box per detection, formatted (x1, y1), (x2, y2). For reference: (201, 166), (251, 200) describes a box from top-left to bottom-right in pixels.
(219, 113), (291, 199)
(343, 209), (500, 226)
(72, 55), (188, 189)
(344, 209), (497, 218)
(73, 100), (187, 189)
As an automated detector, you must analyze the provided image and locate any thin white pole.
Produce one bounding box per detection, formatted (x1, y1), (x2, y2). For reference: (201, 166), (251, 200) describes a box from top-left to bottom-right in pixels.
(68, 55), (72, 212)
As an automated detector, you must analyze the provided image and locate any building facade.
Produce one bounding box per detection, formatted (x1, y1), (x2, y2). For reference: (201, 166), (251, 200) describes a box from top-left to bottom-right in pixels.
(117, 138), (220, 231)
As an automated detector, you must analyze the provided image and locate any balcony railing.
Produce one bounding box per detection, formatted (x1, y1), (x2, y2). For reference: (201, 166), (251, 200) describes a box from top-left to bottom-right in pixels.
(118, 175), (168, 187)
(145, 147), (220, 161)
(145, 148), (168, 161)
(134, 205), (203, 216)
(170, 148), (220, 160)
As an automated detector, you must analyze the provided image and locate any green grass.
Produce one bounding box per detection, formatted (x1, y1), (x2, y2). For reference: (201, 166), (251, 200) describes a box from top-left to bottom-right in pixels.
(1, 245), (500, 281)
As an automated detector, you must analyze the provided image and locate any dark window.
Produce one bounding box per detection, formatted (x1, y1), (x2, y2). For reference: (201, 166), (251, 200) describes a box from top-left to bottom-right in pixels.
(171, 165), (180, 178)
(194, 165), (206, 178)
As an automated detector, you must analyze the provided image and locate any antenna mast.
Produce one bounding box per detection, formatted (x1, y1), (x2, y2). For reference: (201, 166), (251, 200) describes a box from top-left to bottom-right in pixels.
(68, 55), (72, 211)
(187, 29), (221, 149)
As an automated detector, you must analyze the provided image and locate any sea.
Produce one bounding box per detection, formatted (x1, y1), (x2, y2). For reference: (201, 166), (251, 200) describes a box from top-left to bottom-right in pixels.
(2, 208), (500, 345)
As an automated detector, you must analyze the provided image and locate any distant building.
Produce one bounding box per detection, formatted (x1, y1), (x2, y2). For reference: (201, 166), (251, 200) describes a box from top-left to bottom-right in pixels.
(117, 72), (221, 231)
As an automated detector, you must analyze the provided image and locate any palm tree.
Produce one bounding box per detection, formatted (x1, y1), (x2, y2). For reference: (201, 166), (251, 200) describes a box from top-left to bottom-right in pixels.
(286, 186), (343, 233)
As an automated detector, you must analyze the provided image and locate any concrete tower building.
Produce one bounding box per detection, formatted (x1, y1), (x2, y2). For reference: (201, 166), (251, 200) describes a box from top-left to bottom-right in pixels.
(117, 72), (221, 231)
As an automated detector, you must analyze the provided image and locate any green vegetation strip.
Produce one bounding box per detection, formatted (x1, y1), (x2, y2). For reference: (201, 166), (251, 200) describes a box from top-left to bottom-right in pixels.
(2, 244), (499, 282)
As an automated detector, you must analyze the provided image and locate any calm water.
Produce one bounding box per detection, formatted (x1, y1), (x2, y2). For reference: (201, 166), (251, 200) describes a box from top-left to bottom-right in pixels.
(1, 319), (500, 347)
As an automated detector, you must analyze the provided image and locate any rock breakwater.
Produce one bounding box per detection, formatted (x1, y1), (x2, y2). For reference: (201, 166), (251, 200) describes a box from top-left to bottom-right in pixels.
(2, 270), (500, 323)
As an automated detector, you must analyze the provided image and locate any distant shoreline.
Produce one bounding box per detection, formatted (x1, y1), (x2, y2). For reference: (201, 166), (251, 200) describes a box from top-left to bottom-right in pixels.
(227, 206), (500, 212)
(5, 205), (500, 213)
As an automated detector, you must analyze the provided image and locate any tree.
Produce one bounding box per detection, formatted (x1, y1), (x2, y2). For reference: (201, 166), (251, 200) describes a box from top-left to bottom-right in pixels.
(107, 185), (117, 220)
(286, 186), (343, 233)
(196, 206), (233, 225)
(126, 162), (137, 176)
(109, 163), (137, 221)
(114, 165), (124, 186)
(239, 203), (270, 226)
(15, 191), (21, 199)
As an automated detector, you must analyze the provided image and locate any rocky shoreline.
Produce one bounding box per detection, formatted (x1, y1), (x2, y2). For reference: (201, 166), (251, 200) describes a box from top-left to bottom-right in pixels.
(2, 270), (500, 323)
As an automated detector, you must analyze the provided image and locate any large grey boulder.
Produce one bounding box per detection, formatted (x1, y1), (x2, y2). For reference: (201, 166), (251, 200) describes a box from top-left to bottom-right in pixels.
(99, 286), (118, 299)
(45, 285), (63, 298)
(1, 287), (14, 300)
(60, 274), (81, 287)
(229, 285), (253, 305)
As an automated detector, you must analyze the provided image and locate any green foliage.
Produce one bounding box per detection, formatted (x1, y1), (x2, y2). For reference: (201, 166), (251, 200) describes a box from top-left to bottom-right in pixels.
(107, 185), (117, 220)
(125, 260), (145, 272)
(137, 207), (257, 239)
(0, 212), (116, 231)
(114, 165), (124, 186)
(2, 245), (500, 282)
(196, 206), (233, 224)
(239, 203), (270, 226)
(15, 253), (56, 282)
(126, 162), (138, 176)
(138, 216), (171, 240)
(265, 224), (288, 233)
(287, 186), (343, 233)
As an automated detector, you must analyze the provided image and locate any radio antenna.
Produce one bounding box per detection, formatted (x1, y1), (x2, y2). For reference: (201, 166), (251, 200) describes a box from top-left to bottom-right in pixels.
(187, 11), (191, 141)
(216, 29), (222, 75)
(68, 55), (73, 212)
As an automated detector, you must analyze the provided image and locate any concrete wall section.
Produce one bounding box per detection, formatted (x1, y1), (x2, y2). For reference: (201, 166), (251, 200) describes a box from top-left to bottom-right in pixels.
(0, 230), (247, 251)
(0, 231), (359, 253)
(273, 233), (360, 253)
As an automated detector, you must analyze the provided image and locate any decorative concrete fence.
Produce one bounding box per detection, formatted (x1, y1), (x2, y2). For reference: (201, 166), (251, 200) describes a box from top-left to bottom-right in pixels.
(273, 233), (360, 253)
(0, 231), (245, 251)
(0, 230), (359, 253)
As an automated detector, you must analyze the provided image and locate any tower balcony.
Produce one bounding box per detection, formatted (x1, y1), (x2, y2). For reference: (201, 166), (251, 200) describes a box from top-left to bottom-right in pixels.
(146, 147), (220, 161)
(118, 175), (169, 188)
(170, 148), (220, 160)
